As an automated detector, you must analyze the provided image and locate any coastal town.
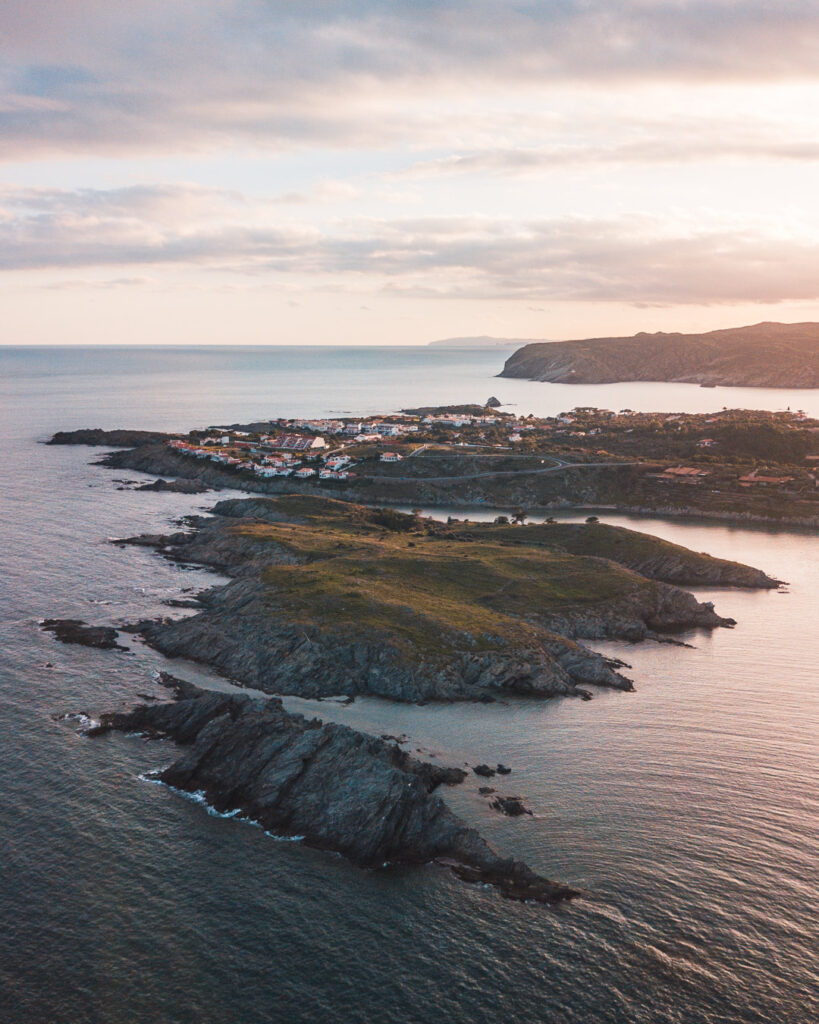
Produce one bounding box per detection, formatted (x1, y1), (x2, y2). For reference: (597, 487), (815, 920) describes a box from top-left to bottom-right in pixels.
(165, 406), (509, 483)
(162, 404), (819, 506)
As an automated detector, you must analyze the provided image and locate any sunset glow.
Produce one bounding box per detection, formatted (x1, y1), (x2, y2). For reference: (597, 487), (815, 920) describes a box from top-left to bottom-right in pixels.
(4, 2), (819, 344)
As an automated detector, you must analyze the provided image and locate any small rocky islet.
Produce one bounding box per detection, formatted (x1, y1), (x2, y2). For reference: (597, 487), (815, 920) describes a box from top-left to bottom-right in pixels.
(46, 434), (783, 904)
(88, 673), (574, 904)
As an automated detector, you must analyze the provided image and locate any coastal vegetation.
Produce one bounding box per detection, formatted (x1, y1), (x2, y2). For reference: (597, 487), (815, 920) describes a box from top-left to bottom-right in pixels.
(119, 495), (773, 704)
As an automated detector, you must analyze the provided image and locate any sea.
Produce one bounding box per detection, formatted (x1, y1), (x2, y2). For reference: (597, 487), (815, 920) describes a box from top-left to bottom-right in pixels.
(0, 345), (817, 1024)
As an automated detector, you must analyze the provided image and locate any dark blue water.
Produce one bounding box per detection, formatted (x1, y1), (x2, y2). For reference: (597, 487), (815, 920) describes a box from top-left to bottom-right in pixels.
(1, 347), (817, 1023)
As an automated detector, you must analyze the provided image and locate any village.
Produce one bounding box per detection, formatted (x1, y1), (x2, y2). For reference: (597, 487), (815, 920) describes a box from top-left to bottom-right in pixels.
(164, 404), (819, 501)
(166, 407), (510, 484)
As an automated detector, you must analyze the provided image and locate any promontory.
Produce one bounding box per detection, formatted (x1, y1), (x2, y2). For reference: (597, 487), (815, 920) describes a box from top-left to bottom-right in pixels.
(500, 321), (819, 388)
(116, 494), (774, 703)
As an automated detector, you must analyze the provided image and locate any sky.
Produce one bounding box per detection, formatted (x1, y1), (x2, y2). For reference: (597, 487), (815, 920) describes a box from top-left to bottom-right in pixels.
(4, 1), (819, 346)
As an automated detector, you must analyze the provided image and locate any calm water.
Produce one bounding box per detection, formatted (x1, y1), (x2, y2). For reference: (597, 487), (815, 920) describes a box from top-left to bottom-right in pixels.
(0, 346), (817, 1024)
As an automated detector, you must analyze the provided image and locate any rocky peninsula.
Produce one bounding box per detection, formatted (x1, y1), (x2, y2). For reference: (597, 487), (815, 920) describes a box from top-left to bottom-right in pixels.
(116, 495), (773, 704)
(500, 321), (819, 388)
(48, 432), (784, 906)
(90, 674), (575, 903)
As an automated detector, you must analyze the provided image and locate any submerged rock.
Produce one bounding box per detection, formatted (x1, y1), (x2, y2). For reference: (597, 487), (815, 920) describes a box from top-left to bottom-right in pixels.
(88, 676), (578, 905)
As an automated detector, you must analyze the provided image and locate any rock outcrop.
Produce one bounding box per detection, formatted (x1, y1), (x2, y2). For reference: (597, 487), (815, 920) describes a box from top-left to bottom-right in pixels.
(531, 522), (781, 589)
(89, 676), (577, 904)
(138, 582), (633, 703)
(490, 795), (533, 817)
(47, 428), (171, 447)
(136, 478), (211, 494)
(41, 619), (125, 651)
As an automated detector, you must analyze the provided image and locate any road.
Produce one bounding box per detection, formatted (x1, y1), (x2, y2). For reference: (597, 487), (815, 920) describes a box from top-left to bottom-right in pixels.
(366, 458), (637, 484)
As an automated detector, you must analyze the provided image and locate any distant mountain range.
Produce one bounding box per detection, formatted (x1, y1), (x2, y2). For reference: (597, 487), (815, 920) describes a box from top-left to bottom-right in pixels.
(427, 336), (536, 349)
(499, 322), (819, 389)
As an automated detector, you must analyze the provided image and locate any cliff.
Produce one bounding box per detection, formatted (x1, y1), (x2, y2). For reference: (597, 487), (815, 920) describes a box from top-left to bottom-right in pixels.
(90, 675), (578, 904)
(500, 322), (819, 388)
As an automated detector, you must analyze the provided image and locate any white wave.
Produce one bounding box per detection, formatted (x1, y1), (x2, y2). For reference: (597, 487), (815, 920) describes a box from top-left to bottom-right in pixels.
(137, 774), (305, 840)
(60, 712), (100, 729)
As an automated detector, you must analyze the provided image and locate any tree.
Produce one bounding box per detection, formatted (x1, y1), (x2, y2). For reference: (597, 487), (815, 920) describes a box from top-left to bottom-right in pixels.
(585, 515), (600, 524)
(494, 515), (509, 525)
(512, 508), (528, 525)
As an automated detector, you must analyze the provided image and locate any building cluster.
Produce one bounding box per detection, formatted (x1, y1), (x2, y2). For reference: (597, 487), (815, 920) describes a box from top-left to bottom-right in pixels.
(654, 465), (711, 485)
(421, 413), (501, 428)
(164, 405), (816, 494)
(287, 417), (420, 440)
(168, 433), (354, 482)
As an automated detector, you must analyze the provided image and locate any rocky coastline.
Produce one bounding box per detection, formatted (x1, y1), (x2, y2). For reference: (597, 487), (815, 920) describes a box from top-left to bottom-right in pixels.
(89, 674), (578, 904)
(45, 429), (789, 910)
(107, 494), (773, 707)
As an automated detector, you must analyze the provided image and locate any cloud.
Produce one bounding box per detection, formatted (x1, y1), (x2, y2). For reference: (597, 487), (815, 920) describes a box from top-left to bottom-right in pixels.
(401, 123), (819, 177)
(2, 2), (819, 156)
(4, 183), (819, 306)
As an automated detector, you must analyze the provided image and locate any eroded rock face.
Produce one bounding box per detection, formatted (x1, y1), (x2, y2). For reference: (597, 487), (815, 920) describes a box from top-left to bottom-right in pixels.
(138, 584), (632, 703)
(89, 676), (577, 904)
(539, 584), (735, 642)
(612, 552), (779, 589)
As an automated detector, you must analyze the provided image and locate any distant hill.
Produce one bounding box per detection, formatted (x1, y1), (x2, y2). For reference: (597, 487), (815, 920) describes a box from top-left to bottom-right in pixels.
(428, 336), (537, 349)
(500, 322), (819, 388)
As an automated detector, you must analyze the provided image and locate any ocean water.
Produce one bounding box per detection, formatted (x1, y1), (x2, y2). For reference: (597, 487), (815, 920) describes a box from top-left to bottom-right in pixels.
(0, 346), (817, 1024)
